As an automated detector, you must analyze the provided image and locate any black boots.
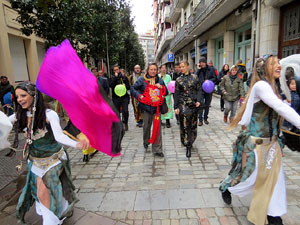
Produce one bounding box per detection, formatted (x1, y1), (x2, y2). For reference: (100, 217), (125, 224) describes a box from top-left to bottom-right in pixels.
(221, 189), (232, 205)
(186, 146), (191, 158)
(267, 216), (283, 225)
(166, 119), (171, 128)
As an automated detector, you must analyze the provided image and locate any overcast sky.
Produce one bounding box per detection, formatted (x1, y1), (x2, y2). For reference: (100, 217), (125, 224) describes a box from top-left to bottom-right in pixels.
(129, 0), (154, 34)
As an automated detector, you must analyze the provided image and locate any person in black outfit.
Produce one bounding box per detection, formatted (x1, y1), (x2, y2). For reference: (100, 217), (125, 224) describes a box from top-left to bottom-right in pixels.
(174, 61), (202, 158)
(217, 64), (230, 111)
(196, 57), (216, 126)
(109, 65), (130, 131)
(0, 76), (15, 116)
(91, 68), (110, 95)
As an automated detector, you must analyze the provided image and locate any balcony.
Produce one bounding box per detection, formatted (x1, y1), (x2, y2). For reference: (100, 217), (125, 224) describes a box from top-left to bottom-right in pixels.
(189, 0), (247, 36)
(170, 24), (194, 51)
(169, 0), (181, 23)
(163, 5), (170, 23)
(155, 28), (174, 60)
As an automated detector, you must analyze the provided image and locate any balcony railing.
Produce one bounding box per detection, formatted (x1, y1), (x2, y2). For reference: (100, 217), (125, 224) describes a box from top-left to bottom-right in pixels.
(170, 24), (187, 50)
(191, 0), (222, 32)
(169, 0), (180, 22)
(163, 5), (170, 22)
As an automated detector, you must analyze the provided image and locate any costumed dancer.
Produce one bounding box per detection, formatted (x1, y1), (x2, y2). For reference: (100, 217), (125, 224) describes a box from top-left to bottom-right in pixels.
(159, 64), (173, 128)
(219, 55), (300, 225)
(174, 61), (202, 158)
(10, 82), (88, 225)
(129, 65), (143, 127)
(130, 63), (168, 157)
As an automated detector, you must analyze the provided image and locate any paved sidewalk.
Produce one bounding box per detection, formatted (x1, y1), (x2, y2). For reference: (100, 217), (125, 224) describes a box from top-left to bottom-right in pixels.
(1, 96), (300, 225)
(68, 96), (300, 225)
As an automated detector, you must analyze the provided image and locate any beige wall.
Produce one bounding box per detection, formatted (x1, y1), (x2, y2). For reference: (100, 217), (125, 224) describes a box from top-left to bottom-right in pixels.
(0, 0), (44, 84)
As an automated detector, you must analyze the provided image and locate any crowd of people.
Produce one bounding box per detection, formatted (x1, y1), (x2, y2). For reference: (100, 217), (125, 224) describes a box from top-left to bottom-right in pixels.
(1, 52), (300, 225)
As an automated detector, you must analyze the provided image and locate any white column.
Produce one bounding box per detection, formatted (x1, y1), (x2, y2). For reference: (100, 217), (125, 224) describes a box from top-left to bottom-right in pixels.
(224, 31), (235, 66)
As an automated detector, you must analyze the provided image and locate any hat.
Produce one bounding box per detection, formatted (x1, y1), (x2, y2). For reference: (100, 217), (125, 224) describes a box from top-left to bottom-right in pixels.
(199, 57), (207, 64)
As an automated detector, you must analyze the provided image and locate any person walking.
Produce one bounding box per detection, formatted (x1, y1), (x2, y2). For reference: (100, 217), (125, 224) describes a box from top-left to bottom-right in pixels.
(129, 65), (143, 127)
(159, 64), (173, 128)
(109, 65), (130, 131)
(174, 61), (202, 158)
(219, 56), (300, 225)
(196, 57), (216, 126)
(217, 64), (230, 111)
(219, 65), (245, 123)
(130, 63), (167, 157)
(91, 67), (109, 95)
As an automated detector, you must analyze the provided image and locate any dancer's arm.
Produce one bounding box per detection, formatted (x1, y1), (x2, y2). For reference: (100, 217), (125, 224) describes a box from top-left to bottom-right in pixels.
(255, 81), (300, 129)
(46, 110), (78, 148)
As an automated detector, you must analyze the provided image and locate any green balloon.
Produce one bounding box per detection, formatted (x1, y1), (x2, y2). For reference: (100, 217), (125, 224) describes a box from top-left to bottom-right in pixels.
(114, 84), (127, 97)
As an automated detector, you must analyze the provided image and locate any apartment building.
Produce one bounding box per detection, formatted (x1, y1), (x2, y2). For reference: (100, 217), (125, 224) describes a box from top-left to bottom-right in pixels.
(153, 0), (175, 68)
(0, 0), (45, 84)
(154, 0), (300, 73)
(139, 31), (155, 67)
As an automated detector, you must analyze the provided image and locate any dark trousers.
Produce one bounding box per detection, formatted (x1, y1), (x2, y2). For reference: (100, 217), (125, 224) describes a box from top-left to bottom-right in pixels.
(220, 94), (224, 109)
(112, 97), (129, 124)
(179, 111), (198, 147)
(143, 111), (162, 153)
(199, 92), (212, 121)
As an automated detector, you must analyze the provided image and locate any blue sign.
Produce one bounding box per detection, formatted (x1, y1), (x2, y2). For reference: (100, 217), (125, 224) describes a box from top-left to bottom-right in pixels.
(168, 54), (174, 62)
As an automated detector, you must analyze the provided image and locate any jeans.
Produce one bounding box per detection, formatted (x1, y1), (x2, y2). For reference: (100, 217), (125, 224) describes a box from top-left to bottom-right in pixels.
(224, 100), (239, 118)
(199, 92), (212, 121)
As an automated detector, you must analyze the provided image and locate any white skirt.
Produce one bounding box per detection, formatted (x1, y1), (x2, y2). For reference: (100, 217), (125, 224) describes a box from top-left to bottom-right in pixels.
(31, 152), (69, 225)
(228, 148), (287, 217)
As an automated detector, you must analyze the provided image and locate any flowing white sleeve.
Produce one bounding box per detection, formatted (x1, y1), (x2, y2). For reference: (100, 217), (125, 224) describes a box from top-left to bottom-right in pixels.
(8, 114), (16, 124)
(0, 111), (13, 150)
(255, 81), (300, 129)
(46, 110), (78, 148)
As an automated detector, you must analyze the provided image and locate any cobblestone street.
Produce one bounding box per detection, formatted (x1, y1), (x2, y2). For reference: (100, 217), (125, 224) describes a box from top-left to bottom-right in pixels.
(69, 96), (300, 225)
(1, 96), (300, 225)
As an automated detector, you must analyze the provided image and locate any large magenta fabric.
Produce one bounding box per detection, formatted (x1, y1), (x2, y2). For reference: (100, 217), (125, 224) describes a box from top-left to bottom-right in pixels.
(37, 40), (120, 156)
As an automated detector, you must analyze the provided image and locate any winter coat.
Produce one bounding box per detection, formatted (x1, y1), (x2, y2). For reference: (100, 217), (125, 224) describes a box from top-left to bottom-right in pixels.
(97, 76), (109, 95)
(109, 72), (130, 99)
(196, 66), (217, 85)
(130, 75), (168, 114)
(217, 69), (229, 94)
(219, 74), (245, 102)
(172, 72), (181, 81)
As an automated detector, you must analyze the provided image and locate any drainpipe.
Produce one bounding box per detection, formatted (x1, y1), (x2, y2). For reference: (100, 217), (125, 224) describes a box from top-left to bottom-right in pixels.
(255, 0), (261, 59)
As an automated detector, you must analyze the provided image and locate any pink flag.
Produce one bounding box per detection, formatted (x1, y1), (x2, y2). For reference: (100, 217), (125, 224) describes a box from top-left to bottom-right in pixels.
(37, 40), (121, 156)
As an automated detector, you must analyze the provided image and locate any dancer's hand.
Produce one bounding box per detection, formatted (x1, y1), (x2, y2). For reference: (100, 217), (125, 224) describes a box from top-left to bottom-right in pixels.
(77, 139), (89, 150)
(195, 102), (200, 107)
(175, 109), (179, 115)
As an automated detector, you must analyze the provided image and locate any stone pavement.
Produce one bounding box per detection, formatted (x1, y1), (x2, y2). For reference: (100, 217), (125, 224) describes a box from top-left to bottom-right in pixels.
(0, 96), (300, 225)
(68, 96), (300, 225)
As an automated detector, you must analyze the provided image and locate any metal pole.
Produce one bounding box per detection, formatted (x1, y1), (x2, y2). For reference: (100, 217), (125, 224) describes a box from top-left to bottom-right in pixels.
(106, 31), (110, 78)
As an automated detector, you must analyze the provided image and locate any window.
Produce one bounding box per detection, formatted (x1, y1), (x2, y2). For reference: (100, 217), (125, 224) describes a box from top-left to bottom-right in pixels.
(234, 23), (252, 66)
(215, 37), (224, 71)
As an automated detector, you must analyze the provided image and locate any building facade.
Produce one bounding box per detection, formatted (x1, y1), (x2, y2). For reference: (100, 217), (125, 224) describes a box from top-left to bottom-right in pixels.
(138, 31), (155, 67)
(153, 0), (174, 68)
(0, 0), (46, 84)
(154, 0), (300, 73)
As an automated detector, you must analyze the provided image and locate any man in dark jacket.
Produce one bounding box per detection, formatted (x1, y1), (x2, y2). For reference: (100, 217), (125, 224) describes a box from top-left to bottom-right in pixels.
(196, 57), (216, 126)
(91, 68), (110, 95)
(109, 65), (130, 131)
(172, 63), (181, 81)
(0, 76), (15, 116)
(130, 63), (168, 157)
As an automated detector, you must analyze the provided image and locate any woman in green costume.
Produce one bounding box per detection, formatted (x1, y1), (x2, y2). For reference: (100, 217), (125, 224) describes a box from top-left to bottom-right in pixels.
(10, 82), (88, 225)
(219, 56), (300, 225)
(159, 64), (173, 128)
